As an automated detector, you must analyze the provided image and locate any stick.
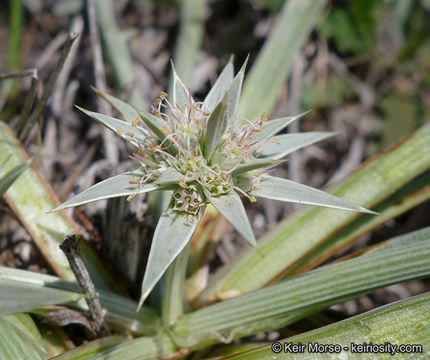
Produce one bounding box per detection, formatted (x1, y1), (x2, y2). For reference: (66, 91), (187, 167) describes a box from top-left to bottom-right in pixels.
(18, 32), (78, 142)
(60, 235), (110, 337)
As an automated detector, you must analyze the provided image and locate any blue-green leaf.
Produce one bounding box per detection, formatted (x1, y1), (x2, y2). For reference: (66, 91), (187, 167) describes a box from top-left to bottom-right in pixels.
(232, 158), (286, 176)
(204, 57), (234, 112)
(205, 95), (229, 160)
(251, 175), (376, 214)
(256, 132), (334, 159)
(251, 112), (308, 143)
(226, 57), (248, 120)
(204, 189), (256, 247)
(52, 172), (156, 211)
(171, 62), (191, 110)
(76, 106), (147, 146)
(93, 87), (141, 123)
(138, 205), (204, 310)
(137, 111), (178, 155)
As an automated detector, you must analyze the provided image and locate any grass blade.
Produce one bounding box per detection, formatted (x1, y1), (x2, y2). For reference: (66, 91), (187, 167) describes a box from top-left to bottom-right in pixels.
(175, 227), (430, 348)
(94, 0), (146, 109)
(225, 293), (430, 359)
(169, 0), (206, 97)
(238, 0), (327, 122)
(0, 278), (81, 315)
(77, 333), (177, 360)
(51, 336), (127, 360)
(0, 314), (48, 360)
(0, 266), (160, 335)
(0, 158), (31, 195)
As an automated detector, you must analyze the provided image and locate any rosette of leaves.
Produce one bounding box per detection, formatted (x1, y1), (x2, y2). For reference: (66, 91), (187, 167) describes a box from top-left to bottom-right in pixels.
(54, 59), (375, 309)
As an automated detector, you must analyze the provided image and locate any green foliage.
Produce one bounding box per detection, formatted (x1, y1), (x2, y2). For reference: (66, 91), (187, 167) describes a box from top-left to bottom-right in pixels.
(319, 0), (381, 55)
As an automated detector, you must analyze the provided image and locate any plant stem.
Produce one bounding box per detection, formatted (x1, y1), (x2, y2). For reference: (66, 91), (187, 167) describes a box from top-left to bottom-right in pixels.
(161, 242), (191, 327)
(60, 234), (110, 337)
(8, 0), (23, 69)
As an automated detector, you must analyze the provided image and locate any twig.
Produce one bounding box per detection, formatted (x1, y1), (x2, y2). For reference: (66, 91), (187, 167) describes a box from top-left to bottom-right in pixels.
(0, 68), (37, 80)
(51, 17), (83, 119)
(17, 73), (39, 136)
(35, 32), (68, 69)
(59, 235), (110, 337)
(19, 32), (78, 143)
(87, 0), (119, 164)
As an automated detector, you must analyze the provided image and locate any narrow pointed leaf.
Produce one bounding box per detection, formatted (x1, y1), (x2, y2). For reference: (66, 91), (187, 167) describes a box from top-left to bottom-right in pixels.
(252, 175), (375, 214)
(77, 106), (147, 145)
(256, 132), (334, 159)
(0, 314), (48, 360)
(205, 189), (256, 247)
(238, 0), (327, 122)
(221, 293), (430, 359)
(0, 266), (160, 335)
(138, 111), (166, 139)
(53, 172), (157, 211)
(227, 56), (248, 119)
(66, 333), (177, 360)
(176, 228), (430, 346)
(137, 111), (178, 155)
(251, 112), (308, 143)
(94, 0), (146, 109)
(93, 87), (141, 123)
(0, 279), (82, 315)
(156, 167), (183, 185)
(205, 95), (229, 160)
(138, 206), (204, 310)
(0, 158), (31, 196)
(233, 158), (286, 176)
(171, 62), (191, 109)
(204, 58), (234, 112)
(50, 336), (126, 360)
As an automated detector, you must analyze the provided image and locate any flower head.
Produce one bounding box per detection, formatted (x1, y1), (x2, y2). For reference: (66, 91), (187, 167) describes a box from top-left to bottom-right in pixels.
(55, 59), (374, 309)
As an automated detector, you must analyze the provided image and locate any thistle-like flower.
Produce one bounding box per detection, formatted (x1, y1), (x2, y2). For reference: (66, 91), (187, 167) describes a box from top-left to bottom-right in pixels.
(55, 59), (374, 309)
